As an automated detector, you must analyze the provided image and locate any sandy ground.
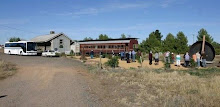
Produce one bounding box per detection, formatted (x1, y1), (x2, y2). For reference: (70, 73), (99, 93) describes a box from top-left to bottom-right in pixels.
(73, 56), (188, 70)
(0, 53), (107, 107)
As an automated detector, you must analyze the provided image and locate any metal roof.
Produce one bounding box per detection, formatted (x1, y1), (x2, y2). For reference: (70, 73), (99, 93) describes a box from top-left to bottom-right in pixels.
(79, 40), (131, 44)
(31, 33), (71, 43)
(78, 38), (138, 42)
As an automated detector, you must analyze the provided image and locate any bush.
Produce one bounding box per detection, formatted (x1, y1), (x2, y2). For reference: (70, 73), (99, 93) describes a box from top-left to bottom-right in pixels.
(70, 50), (74, 56)
(164, 62), (171, 69)
(55, 53), (60, 57)
(190, 59), (196, 68)
(105, 56), (119, 68)
(55, 53), (65, 57)
(136, 55), (144, 64)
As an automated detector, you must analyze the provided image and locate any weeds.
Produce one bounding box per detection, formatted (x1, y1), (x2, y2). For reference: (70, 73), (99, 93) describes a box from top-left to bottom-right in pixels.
(0, 59), (17, 79)
(87, 65), (220, 107)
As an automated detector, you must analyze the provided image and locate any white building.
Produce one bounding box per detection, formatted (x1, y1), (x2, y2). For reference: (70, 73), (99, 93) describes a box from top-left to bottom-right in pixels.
(31, 31), (71, 53)
(70, 41), (80, 54)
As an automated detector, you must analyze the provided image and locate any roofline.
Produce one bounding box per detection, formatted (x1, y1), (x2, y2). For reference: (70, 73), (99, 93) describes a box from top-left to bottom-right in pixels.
(5, 41), (34, 43)
(78, 38), (138, 42)
(33, 32), (72, 43)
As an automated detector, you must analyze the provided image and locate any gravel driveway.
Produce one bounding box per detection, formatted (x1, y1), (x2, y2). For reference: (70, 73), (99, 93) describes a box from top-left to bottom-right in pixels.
(0, 53), (103, 107)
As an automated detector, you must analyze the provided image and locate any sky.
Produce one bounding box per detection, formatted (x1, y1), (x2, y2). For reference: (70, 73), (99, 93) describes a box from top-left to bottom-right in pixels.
(0, 0), (220, 45)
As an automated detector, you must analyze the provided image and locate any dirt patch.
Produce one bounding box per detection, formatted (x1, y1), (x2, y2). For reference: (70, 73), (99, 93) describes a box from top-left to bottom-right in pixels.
(72, 56), (188, 70)
(0, 53), (106, 107)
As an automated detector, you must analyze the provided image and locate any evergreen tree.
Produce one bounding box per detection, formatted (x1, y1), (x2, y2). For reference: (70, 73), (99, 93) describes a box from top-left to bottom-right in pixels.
(83, 37), (93, 41)
(154, 30), (163, 42)
(139, 32), (162, 53)
(212, 41), (220, 55)
(9, 37), (21, 42)
(98, 34), (109, 40)
(163, 33), (176, 52)
(120, 33), (126, 38)
(176, 31), (188, 54)
(197, 28), (213, 43)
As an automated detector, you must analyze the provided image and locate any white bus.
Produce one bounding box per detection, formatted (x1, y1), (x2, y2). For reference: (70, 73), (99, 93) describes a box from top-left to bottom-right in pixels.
(4, 41), (37, 55)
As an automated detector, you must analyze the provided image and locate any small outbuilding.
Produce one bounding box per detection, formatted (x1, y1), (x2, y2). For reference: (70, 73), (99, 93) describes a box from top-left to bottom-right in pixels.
(31, 31), (71, 53)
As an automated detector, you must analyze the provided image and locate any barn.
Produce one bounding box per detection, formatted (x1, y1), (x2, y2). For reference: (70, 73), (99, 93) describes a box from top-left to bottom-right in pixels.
(78, 38), (138, 55)
(31, 31), (71, 53)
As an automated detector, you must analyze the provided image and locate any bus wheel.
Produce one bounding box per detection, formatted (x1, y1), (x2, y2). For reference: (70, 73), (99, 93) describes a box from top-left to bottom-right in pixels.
(20, 51), (23, 56)
(8, 51), (11, 55)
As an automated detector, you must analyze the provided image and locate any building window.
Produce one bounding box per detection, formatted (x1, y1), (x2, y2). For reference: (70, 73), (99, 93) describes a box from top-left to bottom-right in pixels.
(60, 39), (63, 44)
(59, 45), (63, 48)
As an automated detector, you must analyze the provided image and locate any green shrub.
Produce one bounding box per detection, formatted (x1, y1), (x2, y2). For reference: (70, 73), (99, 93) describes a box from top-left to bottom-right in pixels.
(105, 56), (119, 68)
(215, 49), (220, 55)
(190, 59), (196, 68)
(164, 62), (171, 69)
(55, 53), (61, 57)
(136, 55), (144, 64)
(70, 50), (74, 55)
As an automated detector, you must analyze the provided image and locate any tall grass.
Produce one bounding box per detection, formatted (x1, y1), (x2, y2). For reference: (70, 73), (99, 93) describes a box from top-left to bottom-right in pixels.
(0, 59), (17, 79)
(88, 66), (220, 107)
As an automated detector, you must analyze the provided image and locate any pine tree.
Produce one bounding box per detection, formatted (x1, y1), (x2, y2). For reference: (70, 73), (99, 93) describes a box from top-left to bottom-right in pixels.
(163, 33), (176, 52)
(176, 31), (188, 54)
(197, 28), (213, 43)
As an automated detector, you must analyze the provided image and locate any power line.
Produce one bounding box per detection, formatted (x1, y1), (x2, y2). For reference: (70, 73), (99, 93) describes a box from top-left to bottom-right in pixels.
(0, 25), (38, 34)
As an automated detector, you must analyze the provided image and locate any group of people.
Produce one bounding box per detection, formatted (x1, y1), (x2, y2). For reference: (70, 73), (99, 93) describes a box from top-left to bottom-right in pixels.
(90, 49), (207, 68)
(149, 51), (207, 68)
(192, 51), (207, 67)
(164, 51), (207, 68)
(120, 50), (136, 63)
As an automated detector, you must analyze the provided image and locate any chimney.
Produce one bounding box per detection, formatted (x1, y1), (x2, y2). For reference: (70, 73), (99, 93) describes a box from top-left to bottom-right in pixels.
(50, 31), (55, 34)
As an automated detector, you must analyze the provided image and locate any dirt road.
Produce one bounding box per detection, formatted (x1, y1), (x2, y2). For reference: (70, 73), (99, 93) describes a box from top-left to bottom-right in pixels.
(0, 53), (103, 107)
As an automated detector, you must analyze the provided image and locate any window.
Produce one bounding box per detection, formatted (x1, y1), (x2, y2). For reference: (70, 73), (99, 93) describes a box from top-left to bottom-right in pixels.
(59, 45), (63, 48)
(60, 39), (63, 44)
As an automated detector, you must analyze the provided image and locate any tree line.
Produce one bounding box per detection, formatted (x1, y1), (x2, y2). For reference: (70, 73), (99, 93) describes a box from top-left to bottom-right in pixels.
(83, 33), (131, 41)
(83, 28), (219, 54)
(8, 28), (220, 55)
(139, 28), (220, 54)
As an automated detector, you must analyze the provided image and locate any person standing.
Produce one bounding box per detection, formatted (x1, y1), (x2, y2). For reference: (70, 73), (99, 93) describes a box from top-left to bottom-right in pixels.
(176, 53), (181, 67)
(154, 52), (159, 65)
(201, 51), (207, 67)
(112, 50), (115, 57)
(184, 52), (190, 67)
(126, 51), (130, 63)
(132, 50), (136, 62)
(165, 51), (170, 63)
(129, 51), (132, 60)
(171, 52), (175, 64)
(149, 51), (153, 65)
(120, 51), (124, 60)
(196, 52), (201, 67)
(90, 50), (94, 59)
(192, 53), (197, 62)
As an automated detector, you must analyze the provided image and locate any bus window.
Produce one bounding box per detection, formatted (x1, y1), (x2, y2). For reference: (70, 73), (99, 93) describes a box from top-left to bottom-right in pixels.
(27, 42), (36, 51)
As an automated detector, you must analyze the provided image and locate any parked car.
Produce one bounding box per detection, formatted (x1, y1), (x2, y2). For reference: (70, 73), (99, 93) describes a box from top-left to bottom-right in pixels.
(42, 50), (57, 57)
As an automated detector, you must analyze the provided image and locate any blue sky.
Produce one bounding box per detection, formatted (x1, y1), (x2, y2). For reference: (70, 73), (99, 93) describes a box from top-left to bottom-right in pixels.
(0, 0), (220, 45)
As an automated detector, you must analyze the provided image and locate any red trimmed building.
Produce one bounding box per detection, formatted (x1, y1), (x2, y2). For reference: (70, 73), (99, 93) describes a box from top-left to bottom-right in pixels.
(78, 38), (138, 54)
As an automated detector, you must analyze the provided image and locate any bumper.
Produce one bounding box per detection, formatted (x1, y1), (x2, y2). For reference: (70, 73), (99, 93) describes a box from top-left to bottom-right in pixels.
(23, 53), (37, 55)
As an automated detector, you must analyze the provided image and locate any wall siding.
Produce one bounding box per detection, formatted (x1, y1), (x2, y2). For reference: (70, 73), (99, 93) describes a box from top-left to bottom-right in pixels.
(51, 35), (71, 53)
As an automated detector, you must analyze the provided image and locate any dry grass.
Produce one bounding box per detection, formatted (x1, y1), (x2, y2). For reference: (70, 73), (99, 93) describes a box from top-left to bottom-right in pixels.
(0, 59), (17, 79)
(88, 66), (220, 107)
